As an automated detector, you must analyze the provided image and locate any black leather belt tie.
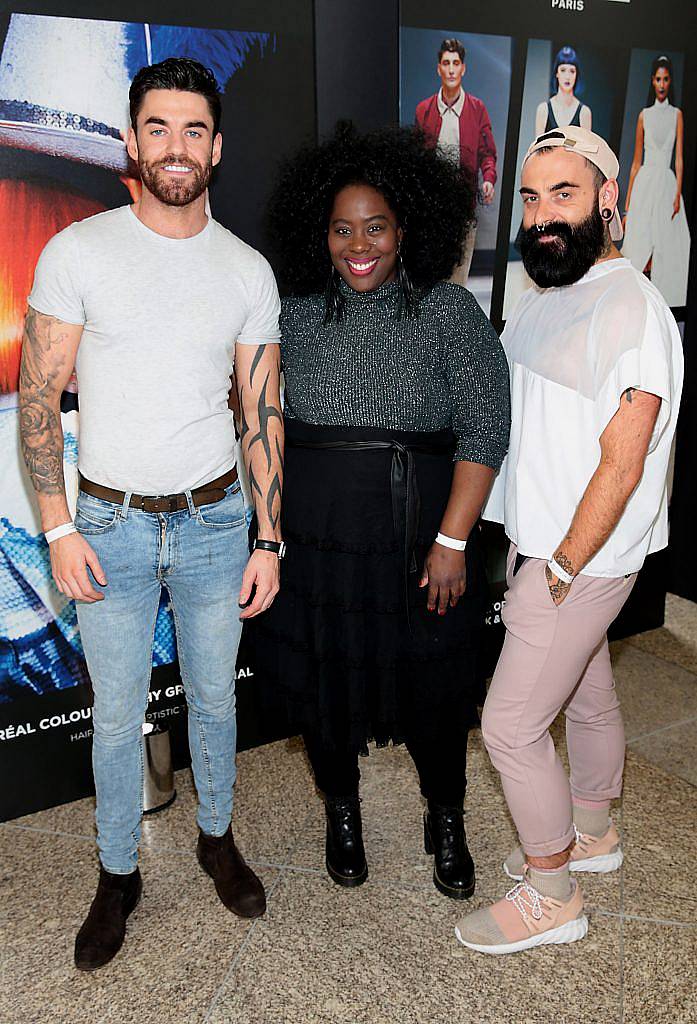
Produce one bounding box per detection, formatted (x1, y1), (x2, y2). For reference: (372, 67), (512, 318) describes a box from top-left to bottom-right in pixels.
(286, 434), (454, 632)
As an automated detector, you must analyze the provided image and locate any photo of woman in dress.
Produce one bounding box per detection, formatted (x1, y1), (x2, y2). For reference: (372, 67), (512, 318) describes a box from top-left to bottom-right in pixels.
(622, 55), (690, 308)
(534, 45), (592, 136)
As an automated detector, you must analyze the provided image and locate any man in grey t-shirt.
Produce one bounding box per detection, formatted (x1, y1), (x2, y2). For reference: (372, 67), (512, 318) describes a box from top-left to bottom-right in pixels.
(19, 58), (284, 970)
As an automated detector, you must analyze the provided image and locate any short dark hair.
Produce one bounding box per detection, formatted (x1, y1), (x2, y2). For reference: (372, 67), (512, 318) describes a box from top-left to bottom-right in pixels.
(129, 57), (222, 137)
(552, 45), (581, 94)
(438, 38), (465, 63)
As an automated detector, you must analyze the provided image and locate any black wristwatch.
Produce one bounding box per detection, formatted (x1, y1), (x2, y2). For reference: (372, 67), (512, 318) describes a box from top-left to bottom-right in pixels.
(253, 539), (286, 559)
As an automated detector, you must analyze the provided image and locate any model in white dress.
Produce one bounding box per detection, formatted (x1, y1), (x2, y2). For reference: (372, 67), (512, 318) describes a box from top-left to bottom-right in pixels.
(622, 99), (690, 307)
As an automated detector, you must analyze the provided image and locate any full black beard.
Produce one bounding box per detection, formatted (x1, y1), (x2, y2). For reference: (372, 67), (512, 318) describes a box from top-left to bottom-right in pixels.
(139, 153), (212, 207)
(520, 207), (609, 288)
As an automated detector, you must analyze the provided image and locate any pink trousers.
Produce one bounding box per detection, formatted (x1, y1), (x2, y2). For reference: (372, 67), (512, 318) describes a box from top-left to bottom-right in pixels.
(481, 545), (636, 857)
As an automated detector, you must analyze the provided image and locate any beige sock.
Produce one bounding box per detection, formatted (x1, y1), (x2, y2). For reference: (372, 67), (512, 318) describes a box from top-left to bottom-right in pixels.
(527, 864), (572, 901)
(573, 803), (610, 838)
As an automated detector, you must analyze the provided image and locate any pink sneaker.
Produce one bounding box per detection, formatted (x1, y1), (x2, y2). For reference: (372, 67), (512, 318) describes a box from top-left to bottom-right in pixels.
(455, 874), (588, 955)
(504, 823), (623, 882)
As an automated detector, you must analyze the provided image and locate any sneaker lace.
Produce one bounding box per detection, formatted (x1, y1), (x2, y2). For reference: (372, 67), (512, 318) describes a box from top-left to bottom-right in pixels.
(504, 878), (546, 925)
(573, 824), (591, 853)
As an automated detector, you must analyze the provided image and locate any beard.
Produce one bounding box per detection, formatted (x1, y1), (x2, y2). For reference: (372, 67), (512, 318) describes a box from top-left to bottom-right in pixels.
(139, 153), (212, 207)
(520, 207), (609, 288)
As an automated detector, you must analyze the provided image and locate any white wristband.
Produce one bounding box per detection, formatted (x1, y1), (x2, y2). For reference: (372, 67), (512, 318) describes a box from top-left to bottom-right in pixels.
(435, 532), (467, 552)
(547, 557), (574, 585)
(45, 522), (77, 544)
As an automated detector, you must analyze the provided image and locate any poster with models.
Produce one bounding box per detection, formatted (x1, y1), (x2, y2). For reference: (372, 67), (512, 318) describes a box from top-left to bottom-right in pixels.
(0, 5), (315, 818)
(619, 49), (690, 309)
(400, 28), (513, 317)
(503, 38), (622, 319)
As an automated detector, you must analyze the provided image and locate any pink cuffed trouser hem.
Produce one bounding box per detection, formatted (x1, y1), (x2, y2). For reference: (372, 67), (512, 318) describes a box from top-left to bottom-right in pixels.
(482, 545), (636, 859)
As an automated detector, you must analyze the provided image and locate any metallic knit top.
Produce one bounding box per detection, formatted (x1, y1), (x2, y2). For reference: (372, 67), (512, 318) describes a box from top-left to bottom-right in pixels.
(281, 280), (510, 468)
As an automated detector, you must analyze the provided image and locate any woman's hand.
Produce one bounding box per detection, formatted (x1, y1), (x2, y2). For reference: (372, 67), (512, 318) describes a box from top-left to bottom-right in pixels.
(419, 545), (466, 615)
(672, 192), (681, 220)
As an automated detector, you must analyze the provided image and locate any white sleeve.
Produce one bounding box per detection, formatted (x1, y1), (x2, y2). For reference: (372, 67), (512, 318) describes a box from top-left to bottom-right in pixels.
(237, 255), (281, 345)
(27, 227), (85, 325)
(594, 299), (675, 451)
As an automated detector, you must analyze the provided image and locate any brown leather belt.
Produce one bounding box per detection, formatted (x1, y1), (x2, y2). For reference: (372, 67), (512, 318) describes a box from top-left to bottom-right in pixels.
(78, 467), (238, 513)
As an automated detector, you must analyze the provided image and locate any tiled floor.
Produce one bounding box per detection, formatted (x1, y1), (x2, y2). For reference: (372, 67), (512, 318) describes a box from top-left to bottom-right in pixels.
(3, 594), (696, 1024)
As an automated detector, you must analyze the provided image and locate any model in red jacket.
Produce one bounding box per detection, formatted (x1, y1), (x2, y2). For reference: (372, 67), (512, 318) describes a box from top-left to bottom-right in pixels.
(415, 39), (497, 196)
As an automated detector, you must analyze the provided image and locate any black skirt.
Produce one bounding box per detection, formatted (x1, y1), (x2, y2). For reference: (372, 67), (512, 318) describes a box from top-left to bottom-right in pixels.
(249, 419), (489, 751)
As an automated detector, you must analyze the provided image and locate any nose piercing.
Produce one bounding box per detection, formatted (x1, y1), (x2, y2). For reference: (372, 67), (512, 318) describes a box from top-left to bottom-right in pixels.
(536, 222), (547, 233)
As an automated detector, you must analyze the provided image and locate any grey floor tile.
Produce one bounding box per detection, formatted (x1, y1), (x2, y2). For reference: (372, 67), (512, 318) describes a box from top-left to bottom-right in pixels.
(628, 717), (697, 786)
(621, 751), (697, 925)
(286, 730), (621, 915)
(7, 738), (315, 866)
(623, 920), (697, 1023)
(205, 868), (621, 1024)
(610, 641), (697, 742)
(627, 593), (697, 677)
(1, 828), (277, 1024)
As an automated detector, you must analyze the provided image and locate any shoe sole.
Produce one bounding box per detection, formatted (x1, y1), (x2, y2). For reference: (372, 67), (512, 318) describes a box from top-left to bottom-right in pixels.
(74, 875), (142, 972)
(503, 849), (623, 882)
(455, 914), (589, 955)
(326, 859), (368, 888)
(433, 866), (475, 901)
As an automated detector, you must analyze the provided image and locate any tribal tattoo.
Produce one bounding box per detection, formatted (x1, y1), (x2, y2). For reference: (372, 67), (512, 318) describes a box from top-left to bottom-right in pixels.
(18, 309), (70, 495)
(237, 345), (283, 532)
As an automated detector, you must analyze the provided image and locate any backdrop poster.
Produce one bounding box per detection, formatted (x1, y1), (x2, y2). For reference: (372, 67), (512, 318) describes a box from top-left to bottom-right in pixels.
(400, 0), (697, 672)
(400, 28), (513, 317)
(503, 37), (626, 318)
(0, 2), (314, 820)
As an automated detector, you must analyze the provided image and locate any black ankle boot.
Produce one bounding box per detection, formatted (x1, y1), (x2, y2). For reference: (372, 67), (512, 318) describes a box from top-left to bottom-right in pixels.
(324, 795), (368, 887)
(197, 826), (266, 919)
(74, 866), (142, 971)
(424, 802), (475, 900)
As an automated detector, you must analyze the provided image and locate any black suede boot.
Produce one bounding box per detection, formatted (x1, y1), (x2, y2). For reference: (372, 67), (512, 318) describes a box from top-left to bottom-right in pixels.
(324, 795), (368, 888)
(74, 866), (142, 971)
(197, 826), (266, 918)
(424, 802), (475, 900)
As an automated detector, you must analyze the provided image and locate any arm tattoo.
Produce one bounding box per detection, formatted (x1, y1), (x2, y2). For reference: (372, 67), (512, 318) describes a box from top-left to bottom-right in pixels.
(624, 388), (635, 404)
(18, 309), (69, 495)
(554, 550), (576, 577)
(247, 372), (283, 472)
(238, 347), (283, 533)
(545, 564), (572, 603)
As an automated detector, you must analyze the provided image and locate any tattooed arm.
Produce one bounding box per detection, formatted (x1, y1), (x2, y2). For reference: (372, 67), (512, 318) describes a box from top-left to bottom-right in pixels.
(19, 307), (107, 602)
(546, 387), (661, 603)
(233, 342), (284, 619)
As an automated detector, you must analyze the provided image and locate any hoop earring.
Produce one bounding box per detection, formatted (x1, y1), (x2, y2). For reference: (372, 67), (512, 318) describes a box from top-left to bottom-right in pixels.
(396, 252), (415, 318)
(323, 266), (344, 324)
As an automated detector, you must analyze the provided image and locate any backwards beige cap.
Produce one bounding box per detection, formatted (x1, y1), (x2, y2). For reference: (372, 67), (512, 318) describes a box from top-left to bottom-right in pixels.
(523, 125), (623, 241)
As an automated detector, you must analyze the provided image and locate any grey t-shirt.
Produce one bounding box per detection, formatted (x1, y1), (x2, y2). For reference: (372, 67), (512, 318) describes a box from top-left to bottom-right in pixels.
(29, 205), (280, 493)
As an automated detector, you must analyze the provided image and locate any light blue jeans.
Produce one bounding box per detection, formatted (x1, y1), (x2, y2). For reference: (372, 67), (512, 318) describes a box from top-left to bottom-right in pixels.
(75, 480), (248, 874)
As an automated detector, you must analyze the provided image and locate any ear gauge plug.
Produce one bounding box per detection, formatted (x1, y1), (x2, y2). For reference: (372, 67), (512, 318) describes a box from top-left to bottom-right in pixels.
(601, 208), (613, 221)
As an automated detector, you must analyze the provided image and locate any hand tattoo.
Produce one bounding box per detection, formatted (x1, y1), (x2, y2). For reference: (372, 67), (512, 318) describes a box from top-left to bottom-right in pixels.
(545, 564), (571, 605)
(19, 309), (69, 494)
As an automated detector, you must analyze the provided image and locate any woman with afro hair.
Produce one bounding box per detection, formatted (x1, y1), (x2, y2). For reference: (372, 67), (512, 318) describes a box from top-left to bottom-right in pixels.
(249, 122), (510, 898)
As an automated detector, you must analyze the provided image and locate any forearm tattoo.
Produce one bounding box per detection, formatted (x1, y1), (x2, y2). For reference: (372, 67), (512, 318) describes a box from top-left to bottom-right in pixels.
(18, 309), (68, 495)
(238, 346), (283, 531)
(624, 387), (635, 404)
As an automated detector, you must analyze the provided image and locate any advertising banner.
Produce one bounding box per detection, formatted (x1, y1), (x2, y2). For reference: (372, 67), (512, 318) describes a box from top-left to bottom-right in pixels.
(0, 0), (314, 819)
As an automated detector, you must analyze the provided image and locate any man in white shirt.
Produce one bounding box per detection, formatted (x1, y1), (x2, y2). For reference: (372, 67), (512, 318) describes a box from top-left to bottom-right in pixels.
(19, 58), (284, 969)
(455, 126), (683, 954)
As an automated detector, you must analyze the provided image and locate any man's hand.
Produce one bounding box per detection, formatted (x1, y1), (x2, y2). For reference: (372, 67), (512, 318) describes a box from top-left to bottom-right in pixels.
(545, 564), (571, 606)
(238, 549), (280, 619)
(481, 181), (495, 205)
(50, 533), (107, 603)
(419, 545), (466, 615)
